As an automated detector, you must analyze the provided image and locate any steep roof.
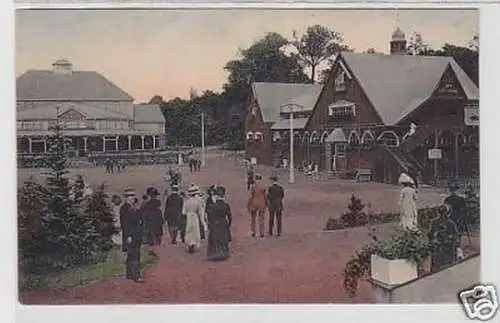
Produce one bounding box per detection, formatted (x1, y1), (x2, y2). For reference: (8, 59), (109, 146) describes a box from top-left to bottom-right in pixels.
(17, 102), (128, 120)
(16, 70), (134, 101)
(340, 52), (479, 125)
(133, 104), (165, 123)
(252, 82), (323, 123)
(271, 117), (309, 130)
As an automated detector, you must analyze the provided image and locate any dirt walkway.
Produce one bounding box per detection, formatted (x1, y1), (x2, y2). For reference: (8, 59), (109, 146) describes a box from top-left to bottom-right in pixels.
(19, 157), (443, 304)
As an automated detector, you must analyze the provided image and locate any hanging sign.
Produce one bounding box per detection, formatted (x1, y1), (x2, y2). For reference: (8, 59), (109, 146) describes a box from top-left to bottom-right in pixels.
(464, 105), (479, 126)
(428, 148), (442, 160)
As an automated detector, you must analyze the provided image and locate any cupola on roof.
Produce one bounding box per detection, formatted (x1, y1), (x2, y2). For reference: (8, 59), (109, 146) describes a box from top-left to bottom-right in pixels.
(53, 59), (72, 66)
(391, 27), (406, 41)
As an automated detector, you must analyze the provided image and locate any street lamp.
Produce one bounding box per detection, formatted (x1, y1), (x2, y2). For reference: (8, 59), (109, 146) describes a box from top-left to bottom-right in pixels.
(280, 103), (306, 184)
(201, 110), (206, 167)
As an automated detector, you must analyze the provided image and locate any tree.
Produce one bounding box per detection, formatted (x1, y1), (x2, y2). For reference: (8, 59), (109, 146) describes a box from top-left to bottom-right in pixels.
(85, 183), (118, 252)
(407, 32), (434, 56)
(289, 25), (350, 83)
(40, 122), (99, 267)
(149, 95), (164, 105)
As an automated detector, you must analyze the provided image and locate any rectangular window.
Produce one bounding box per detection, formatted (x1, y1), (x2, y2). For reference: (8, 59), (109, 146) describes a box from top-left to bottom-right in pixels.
(335, 72), (346, 92)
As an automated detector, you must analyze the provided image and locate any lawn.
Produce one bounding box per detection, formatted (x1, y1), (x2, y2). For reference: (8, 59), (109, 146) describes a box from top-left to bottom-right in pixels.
(19, 248), (157, 291)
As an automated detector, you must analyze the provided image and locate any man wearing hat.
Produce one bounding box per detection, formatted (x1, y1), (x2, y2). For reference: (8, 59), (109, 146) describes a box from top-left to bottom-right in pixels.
(143, 187), (164, 246)
(164, 184), (184, 244)
(444, 183), (467, 241)
(267, 175), (285, 236)
(247, 174), (267, 238)
(119, 188), (145, 283)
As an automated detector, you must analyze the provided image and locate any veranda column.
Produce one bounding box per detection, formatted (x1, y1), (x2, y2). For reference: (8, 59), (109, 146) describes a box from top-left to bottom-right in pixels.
(28, 138), (32, 154)
(141, 135), (145, 150)
(43, 139), (47, 153)
(102, 136), (106, 152)
(152, 135), (156, 150)
(115, 136), (119, 151)
(454, 129), (460, 179)
(128, 135), (132, 150)
(433, 130), (439, 181)
(83, 137), (87, 153)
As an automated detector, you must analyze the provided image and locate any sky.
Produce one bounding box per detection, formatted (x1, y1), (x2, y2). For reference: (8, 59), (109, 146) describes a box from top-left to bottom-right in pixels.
(15, 9), (478, 103)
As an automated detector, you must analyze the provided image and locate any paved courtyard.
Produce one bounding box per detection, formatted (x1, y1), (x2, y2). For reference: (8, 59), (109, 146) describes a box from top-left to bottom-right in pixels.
(18, 153), (448, 304)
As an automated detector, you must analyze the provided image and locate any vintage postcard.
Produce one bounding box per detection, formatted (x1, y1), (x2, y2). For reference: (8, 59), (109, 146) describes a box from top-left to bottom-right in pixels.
(16, 7), (489, 315)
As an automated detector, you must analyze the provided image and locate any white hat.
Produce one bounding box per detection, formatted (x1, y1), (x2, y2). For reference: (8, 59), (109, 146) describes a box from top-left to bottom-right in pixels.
(398, 173), (415, 185)
(187, 184), (200, 195)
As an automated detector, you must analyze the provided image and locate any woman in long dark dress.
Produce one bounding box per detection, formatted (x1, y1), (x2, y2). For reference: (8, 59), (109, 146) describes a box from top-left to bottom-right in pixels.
(206, 186), (232, 261)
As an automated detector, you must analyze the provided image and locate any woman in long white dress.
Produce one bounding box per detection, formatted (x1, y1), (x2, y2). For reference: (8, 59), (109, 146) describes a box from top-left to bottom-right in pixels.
(398, 173), (418, 231)
(182, 184), (207, 253)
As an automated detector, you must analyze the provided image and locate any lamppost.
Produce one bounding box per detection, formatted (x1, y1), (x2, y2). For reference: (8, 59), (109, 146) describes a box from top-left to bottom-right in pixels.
(280, 103), (306, 184)
(201, 110), (206, 167)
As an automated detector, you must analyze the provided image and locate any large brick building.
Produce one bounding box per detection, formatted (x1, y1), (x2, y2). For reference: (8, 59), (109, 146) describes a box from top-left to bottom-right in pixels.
(16, 59), (166, 156)
(245, 28), (479, 184)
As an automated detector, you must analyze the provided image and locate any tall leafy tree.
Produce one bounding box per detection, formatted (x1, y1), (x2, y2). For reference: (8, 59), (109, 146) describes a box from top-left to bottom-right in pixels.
(407, 32), (434, 55)
(289, 24), (350, 83)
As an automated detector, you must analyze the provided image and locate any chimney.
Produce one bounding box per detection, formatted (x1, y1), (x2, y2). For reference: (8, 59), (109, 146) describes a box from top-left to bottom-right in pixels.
(52, 59), (73, 75)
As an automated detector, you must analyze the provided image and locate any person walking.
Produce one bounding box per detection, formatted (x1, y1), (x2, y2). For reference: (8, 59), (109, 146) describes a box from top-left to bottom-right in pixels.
(247, 174), (267, 238)
(267, 176), (285, 236)
(247, 167), (255, 191)
(443, 182), (467, 241)
(120, 188), (145, 283)
(428, 204), (460, 271)
(182, 184), (207, 253)
(143, 187), (164, 246)
(164, 184), (184, 244)
(398, 173), (418, 231)
(206, 186), (232, 261)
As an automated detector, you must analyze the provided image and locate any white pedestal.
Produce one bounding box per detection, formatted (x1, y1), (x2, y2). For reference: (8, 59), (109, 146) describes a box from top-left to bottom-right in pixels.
(371, 254), (418, 286)
(178, 153), (183, 166)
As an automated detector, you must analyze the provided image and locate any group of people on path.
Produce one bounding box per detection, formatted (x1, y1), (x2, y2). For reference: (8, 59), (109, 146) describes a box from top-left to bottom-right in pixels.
(397, 172), (469, 271)
(115, 167), (234, 282)
(105, 158), (127, 174)
(246, 170), (286, 237)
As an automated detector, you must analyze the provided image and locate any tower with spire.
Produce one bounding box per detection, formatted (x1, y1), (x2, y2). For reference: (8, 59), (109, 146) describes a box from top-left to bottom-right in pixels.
(390, 10), (407, 55)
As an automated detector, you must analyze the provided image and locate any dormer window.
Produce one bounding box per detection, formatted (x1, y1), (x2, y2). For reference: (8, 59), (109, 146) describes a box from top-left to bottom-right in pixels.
(328, 100), (356, 121)
(335, 71), (346, 91)
(348, 131), (360, 146)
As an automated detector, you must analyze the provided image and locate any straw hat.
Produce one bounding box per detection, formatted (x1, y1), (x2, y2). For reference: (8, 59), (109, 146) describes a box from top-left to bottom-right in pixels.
(187, 184), (200, 195)
(398, 173), (415, 185)
(124, 188), (136, 197)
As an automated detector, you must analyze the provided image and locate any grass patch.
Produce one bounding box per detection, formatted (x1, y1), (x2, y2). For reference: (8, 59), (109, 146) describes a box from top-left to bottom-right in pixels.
(19, 248), (157, 292)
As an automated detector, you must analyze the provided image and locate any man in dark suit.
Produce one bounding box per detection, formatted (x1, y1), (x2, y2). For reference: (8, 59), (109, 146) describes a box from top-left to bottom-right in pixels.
(164, 185), (184, 244)
(267, 176), (285, 236)
(120, 188), (145, 283)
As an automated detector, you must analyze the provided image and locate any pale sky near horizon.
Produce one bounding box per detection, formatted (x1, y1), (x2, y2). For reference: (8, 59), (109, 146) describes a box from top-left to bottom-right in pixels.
(16, 9), (478, 103)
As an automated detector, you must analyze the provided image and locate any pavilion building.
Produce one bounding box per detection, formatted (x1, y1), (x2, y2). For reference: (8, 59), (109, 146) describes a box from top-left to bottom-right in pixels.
(16, 59), (166, 156)
(245, 28), (479, 184)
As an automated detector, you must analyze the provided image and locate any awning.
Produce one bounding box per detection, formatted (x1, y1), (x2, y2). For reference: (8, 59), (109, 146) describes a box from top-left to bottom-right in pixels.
(325, 128), (347, 143)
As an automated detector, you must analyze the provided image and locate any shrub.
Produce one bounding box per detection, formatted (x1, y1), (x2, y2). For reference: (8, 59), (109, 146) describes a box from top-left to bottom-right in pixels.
(340, 194), (368, 226)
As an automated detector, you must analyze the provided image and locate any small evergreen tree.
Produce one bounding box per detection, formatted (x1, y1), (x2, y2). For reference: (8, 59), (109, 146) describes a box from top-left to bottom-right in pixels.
(85, 183), (118, 252)
(18, 177), (47, 260)
(341, 194), (368, 226)
(40, 122), (99, 266)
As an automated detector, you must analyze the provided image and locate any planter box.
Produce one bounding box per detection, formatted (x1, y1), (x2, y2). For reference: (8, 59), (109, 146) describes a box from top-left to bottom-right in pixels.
(371, 254), (418, 285)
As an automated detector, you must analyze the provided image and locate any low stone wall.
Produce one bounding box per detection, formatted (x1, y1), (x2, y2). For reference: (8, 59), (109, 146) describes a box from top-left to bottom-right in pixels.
(371, 254), (480, 303)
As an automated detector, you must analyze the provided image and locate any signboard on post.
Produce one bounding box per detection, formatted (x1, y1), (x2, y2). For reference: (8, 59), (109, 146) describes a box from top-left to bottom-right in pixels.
(428, 148), (442, 160)
(464, 104), (479, 126)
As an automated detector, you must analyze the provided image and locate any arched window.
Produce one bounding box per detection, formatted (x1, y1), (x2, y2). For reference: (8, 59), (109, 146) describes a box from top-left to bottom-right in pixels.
(302, 131), (310, 144)
(246, 132), (254, 141)
(272, 131), (282, 142)
(376, 130), (400, 148)
(361, 130), (375, 145)
(438, 130), (453, 147)
(293, 131), (302, 142)
(310, 131), (320, 144)
(348, 131), (360, 146)
(254, 131), (263, 142)
(320, 131), (329, 143)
